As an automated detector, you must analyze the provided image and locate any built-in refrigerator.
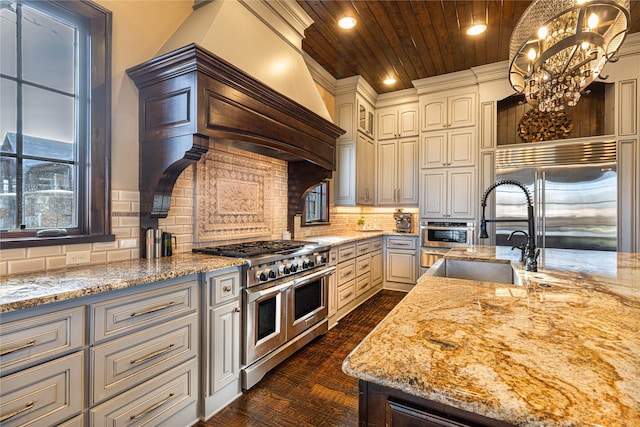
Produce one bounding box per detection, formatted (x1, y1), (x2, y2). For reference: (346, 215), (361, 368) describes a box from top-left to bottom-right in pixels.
(494, 139), (617, 251)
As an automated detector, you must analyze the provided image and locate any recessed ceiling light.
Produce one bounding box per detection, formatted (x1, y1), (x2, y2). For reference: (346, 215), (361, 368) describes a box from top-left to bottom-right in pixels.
(383, 77), (396, 85)
(466, 24), (487, 36)
(338, 17), (357, 29)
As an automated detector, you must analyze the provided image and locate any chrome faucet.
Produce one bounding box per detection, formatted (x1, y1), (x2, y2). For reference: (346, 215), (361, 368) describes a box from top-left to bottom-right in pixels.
(479, 180), (540, 272)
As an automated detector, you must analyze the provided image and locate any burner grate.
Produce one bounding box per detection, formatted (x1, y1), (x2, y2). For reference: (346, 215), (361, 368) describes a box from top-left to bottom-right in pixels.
(193, 240), (308, 258)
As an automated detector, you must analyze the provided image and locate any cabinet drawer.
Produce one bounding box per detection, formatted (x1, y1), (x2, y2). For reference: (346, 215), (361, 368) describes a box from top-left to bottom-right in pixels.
(337, 243), (356, 263)
(91, 313), (198, 405)
(90, 359), (198, 427)
(206, 269), (241, 307)
(92, 277), (198, 343)
(356, 254), (371, 276)
(336, 260), (356, 286)
(329, 249), (338, 266)
(356, 241), (370, 256)
(0, 306), (84, 374)
(57, 414), (85, 427)
(0, 352), (84, 427)
(337, 282), (356, 309)
(386, 237), (417, 250)
(371, 238), (383, 251)
(356, 272), (371, 297)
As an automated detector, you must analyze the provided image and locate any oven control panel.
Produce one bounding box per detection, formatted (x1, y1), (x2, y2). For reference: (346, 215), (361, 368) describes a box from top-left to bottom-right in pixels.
(249, 251), (329, 287)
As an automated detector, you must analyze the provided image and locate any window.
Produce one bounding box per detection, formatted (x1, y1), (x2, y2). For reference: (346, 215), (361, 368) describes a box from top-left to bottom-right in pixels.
(0, 0), (112, 248)
(303, 181), (329, 225)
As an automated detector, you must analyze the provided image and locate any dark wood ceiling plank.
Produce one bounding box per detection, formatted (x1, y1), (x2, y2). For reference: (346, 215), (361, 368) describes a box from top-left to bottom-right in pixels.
(410, 0), (449, 76)
(400, 1), (438, 80)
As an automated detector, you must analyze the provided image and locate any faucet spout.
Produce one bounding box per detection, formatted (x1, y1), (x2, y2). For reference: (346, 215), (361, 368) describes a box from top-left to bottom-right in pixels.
(479, 180), (538, 272)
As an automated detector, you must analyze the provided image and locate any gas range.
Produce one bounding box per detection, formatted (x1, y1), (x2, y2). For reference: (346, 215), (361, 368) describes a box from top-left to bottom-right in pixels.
(193, 240), (331, 287)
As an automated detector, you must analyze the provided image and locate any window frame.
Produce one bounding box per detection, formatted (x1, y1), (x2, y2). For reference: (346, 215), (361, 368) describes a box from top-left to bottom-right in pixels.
(0, 0), (113, 249)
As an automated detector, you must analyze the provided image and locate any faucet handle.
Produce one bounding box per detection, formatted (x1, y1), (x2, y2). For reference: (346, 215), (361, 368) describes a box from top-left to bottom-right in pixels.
(511, 243), (526, 263)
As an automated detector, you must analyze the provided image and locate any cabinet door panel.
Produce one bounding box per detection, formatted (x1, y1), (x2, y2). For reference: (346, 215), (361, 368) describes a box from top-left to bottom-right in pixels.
(356, 134), (375, 205)
(398, 107), (418, 137)
(398, 139), (418, 204)
(378, 111), (397, 140)
(449, 169), (475, 218)
(385, 250), (416, 284)
(336, 102), (354, 142)
(422, 100), (446, 131)
(377, 141), (398, 204)
(370, 250), (383, 286)
(211, 300), (240, 393)
(421, 171), (446, 218)
(448, 130), (475, 167)
(335, 143), (356, 205)
(421, 133), (446, 168)
(448, 93), (476, 128)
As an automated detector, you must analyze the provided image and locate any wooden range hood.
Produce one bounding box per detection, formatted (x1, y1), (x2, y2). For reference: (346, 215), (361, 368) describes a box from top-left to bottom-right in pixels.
(126, 44), (344, 239)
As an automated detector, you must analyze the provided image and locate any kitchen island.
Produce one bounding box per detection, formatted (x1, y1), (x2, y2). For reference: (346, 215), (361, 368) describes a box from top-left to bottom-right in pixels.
(342, 245), (640, 426)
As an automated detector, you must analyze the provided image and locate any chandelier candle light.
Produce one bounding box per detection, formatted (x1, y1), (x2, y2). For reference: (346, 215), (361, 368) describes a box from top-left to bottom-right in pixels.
(509, 0), (630, 112)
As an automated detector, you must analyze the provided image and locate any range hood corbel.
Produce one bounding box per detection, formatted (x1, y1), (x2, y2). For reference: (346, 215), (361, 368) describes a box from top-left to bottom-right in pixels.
(126, 44), (344, 250)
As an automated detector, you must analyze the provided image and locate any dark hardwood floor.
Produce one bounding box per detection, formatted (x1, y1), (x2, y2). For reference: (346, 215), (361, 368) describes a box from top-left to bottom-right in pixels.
(198, 290), (406, 427)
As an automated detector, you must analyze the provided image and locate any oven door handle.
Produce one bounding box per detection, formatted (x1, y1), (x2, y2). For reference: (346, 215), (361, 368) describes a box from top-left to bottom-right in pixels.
(246, 280), (293, 302)
(292, 266), (336, 286)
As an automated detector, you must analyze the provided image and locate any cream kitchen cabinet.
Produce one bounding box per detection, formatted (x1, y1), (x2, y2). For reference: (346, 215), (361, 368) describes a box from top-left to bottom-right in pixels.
(332, 237), (383, 322)
(334, 77), (378, 206)
(202, 267), (242, 419)
(420, 129), (476, 169)
(90, 275), (199, 426)
(377, 103), (419, 140)
(420, 168), (476, 219)
(384, 235), (418, 289)
(421, 90), (476, 132)
(377, 138), (419, 205)
(0, 306), (85, 427)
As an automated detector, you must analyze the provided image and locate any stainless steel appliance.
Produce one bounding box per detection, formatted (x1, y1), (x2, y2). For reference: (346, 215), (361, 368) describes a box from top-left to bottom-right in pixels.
(419, 222), (475, 275)
(394, 209), (413, 233)
(194, 240), (334, 389)
(495, 139), (617, 251)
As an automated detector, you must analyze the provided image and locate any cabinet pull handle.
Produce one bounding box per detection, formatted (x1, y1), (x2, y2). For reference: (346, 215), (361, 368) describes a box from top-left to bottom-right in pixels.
(130, 393), (175, 420)
(222, 285), (232, 292)
(130, 301), (176, 317)
(342, 251), (353, 257)
(233, 307), (241, 313)
(130, 344), (175, 364)
(359, 263), (369, 270)
(0, 340), (36, 356)
(341, 292), (353, 300)
(1, 401), (35, 422)
(341, 270), (353, 278)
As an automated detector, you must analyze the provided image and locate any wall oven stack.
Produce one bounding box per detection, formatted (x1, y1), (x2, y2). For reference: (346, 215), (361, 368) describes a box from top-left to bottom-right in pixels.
(194, 240), (334, 390)
(419, 222), (475, 274)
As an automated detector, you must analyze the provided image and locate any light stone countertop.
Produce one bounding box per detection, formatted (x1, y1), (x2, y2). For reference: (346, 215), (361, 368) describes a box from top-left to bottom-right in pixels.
(0, 253), (245, 313)
(0, 232), (411, 313)
(342, 245), (640, 426)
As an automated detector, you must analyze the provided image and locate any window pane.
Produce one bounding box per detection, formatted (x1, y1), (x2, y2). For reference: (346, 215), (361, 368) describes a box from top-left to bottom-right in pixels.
(0, 157), (17, 230)
(1, 80), (17, 153)
(23, 85), (75, 144)
(22, 4), (75, 93)
(22, 158), (76, 229)
(0, 2), (17, 77)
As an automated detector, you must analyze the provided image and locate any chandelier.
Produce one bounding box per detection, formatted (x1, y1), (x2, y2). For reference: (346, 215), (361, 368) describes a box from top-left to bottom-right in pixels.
(509, 0), (630, 112)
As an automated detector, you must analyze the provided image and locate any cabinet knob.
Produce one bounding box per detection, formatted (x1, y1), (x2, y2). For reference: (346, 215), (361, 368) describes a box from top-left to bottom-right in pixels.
(223, 285), (232, 292)
(234, 307), (241, 313)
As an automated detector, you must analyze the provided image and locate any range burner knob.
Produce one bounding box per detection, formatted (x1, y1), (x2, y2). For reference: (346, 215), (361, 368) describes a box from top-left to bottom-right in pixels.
(316, 255), (327, 264)
(255, 270), (268, 282)
(301, 259), (311, 269)
(266, 268), (276, 279)
(290, 263), (298, 273)
(279, 264), (292, 275)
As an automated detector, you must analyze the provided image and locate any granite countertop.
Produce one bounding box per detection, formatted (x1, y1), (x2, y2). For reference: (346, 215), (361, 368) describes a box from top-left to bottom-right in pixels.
(0, 253), (245, 313)
(342, 245), (640, 426)
(310, 230), (418, 246)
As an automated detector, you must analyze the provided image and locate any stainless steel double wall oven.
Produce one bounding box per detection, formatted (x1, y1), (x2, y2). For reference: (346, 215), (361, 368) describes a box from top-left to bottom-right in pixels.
(194, 240), (334, 390)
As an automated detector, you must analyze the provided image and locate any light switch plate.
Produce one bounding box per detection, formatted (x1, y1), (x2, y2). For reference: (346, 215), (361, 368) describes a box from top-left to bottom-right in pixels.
(66, 251), (91, 265)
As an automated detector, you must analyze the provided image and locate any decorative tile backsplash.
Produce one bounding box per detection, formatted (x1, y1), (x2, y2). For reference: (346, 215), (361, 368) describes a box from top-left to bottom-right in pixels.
(195, 149), (276, 241)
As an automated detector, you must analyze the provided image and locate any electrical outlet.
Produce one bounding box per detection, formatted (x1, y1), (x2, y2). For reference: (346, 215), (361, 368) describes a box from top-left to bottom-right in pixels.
(66, 251), (91, 265)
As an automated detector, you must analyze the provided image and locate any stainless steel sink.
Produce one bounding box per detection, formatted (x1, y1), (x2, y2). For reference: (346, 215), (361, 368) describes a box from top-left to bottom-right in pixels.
(426, 258), (520, 285)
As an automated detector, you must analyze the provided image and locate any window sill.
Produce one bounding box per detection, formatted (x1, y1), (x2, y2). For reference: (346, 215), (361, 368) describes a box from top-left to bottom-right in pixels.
(0, 234), (115, 250)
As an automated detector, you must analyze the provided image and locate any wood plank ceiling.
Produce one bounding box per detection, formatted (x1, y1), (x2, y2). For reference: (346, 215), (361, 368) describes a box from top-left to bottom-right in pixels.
(297, 1), (640, 94)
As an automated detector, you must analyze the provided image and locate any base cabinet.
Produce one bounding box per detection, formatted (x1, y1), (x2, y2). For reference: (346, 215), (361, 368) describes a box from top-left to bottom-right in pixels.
(202, 268), (242, 419)
(384, 236), (418, 289)
(358, 380), (513, 427)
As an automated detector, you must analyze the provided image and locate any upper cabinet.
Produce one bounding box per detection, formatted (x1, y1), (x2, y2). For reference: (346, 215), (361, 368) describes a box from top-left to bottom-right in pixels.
(377, 137), (419, 206)
(377, 103), (419, 140)
(421, 90), (476, 132)
(334, 76), (378, 206)
(421, 129), (476, 169)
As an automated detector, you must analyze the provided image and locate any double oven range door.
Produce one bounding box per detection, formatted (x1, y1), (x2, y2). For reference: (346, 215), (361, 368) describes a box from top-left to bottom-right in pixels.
(244, 266), (334, 366)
